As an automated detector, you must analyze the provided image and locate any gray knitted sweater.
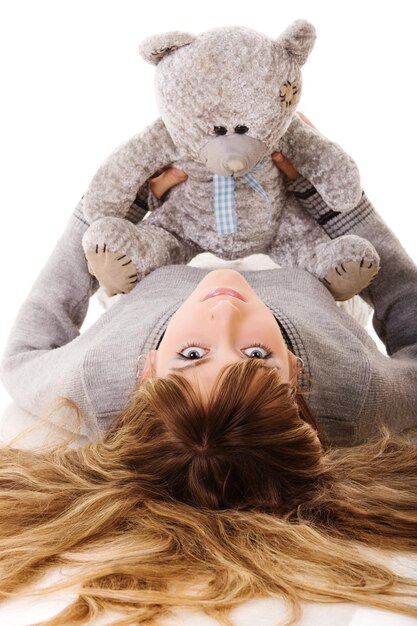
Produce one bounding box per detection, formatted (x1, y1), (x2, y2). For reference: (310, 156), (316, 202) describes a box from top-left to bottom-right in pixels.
(1, 181), (416, 446)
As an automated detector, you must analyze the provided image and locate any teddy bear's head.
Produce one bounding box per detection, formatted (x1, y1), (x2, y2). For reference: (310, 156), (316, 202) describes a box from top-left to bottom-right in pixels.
(139, 21), (315, 177)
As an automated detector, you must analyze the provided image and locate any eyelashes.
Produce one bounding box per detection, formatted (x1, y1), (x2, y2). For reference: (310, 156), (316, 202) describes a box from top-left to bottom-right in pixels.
(177, 341), (273, 361)
(177, 344), (207, 360)
(243, 344), (272, 359)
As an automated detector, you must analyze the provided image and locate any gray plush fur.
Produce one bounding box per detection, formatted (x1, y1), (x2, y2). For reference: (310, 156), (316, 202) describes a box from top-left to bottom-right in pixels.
(82, 22), (379, 299)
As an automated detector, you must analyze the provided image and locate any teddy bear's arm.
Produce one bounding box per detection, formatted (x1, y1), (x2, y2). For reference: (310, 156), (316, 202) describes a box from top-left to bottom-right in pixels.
(83, 118), (179, 223)
(279, 115), (362, 211)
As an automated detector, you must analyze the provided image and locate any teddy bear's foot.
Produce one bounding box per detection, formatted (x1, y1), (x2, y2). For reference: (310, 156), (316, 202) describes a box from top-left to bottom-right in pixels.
(310, 234), (380, 301)
(322, 259), (379, 301)
(85, 248), (138, 297)
(82, 217), (145, 296)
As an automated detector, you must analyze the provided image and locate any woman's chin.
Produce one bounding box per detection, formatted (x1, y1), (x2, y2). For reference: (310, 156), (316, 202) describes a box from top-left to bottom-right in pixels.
(192, 269), (253, 300)
(203, 268), (248, 283)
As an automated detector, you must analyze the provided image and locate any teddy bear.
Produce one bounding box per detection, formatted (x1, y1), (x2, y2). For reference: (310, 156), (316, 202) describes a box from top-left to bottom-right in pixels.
(81, 21), (379, 300)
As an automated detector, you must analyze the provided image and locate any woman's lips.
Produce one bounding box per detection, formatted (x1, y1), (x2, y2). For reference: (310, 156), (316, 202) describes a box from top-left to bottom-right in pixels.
(201, 288), (246, 302)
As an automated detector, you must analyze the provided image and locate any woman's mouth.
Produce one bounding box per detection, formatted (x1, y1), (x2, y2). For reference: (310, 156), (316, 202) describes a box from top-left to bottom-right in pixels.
(201, 288), (246, 302)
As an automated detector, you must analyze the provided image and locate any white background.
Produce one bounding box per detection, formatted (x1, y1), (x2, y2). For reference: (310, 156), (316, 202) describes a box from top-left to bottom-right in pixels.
(0, 0), (416, 412)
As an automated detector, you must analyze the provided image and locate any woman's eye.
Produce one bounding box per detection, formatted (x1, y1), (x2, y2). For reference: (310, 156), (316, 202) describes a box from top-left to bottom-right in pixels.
(242, 346), (271, 359)
(178, 346), (208, 360)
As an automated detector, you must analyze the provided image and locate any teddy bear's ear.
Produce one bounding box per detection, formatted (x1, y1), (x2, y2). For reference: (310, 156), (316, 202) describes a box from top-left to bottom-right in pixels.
(139, 31), (196, 65)
(276, 20), (316, 66)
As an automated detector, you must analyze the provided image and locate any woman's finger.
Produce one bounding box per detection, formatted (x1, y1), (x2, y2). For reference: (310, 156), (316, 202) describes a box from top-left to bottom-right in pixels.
(148, 167), (188, 200)
(271, 113), (315, 179)
(297, 111), (316, 128)
(271, 152), (300, 180)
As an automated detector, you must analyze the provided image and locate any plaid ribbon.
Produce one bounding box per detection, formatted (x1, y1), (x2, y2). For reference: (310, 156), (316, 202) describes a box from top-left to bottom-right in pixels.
(213, 160), (270, 235)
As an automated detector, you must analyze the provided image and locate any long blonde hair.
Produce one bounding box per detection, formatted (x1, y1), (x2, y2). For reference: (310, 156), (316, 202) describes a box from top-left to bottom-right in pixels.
(0, 359), (417, 626)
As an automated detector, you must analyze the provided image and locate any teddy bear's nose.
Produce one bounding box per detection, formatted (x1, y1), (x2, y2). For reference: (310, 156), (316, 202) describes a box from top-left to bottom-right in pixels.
(224, 156), (248, 173)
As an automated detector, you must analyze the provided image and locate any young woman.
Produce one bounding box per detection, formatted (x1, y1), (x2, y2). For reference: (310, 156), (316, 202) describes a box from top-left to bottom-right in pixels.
(0, 148), (416, 625)
(1, 148), (416, 445)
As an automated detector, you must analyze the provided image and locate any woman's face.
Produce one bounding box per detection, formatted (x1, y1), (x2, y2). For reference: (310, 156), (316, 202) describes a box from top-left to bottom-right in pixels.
(144, 270), (297, 398)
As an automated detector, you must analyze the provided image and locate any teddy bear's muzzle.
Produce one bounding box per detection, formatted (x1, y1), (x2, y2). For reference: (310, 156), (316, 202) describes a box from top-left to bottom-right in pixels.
(199, 134), (267, 177)
(224, 156), (248, 174)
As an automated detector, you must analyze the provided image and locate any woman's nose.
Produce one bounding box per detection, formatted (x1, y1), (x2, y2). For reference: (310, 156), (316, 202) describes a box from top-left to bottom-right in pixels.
(209, 300), (242, 358)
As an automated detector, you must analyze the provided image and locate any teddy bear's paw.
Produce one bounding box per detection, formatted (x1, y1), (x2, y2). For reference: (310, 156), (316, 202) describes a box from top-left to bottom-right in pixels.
(85, 247), (138, 297)
(321, 259), (379, 301)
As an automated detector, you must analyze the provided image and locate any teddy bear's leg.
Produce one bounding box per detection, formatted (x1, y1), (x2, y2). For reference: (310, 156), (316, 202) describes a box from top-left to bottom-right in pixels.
(82, 217), (200, 296)
(307, 234), (380, 301)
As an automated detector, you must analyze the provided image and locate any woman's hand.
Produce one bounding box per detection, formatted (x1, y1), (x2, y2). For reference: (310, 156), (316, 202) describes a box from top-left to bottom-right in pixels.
(271, 152), (300, 180)
(148, 167), (188, 200)
(272, 112), (315, 180)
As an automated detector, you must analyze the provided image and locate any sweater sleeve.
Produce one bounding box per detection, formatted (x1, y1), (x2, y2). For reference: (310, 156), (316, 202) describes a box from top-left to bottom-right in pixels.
(287, 177), (417, 360)
(119, 179), (168, 219)
(0, 199), (102, 438)
(125, 184), (151, 222)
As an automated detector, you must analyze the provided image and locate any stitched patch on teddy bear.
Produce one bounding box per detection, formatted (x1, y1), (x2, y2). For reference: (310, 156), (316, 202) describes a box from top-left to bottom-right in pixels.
(280, 80), (299, 112)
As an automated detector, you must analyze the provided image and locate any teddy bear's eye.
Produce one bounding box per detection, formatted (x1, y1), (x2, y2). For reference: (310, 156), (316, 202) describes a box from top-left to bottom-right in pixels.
(234, 125), (249, 134)
(213, 126), (228, 136)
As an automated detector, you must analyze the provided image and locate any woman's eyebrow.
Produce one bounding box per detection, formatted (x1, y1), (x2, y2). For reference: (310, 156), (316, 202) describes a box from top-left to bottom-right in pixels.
(169, 359), (211, 372)
(169, 359), (281, 373)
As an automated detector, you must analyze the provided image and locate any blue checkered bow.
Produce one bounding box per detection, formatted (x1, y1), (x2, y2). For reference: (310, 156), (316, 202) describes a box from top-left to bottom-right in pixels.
(213, 160), (270, 235)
